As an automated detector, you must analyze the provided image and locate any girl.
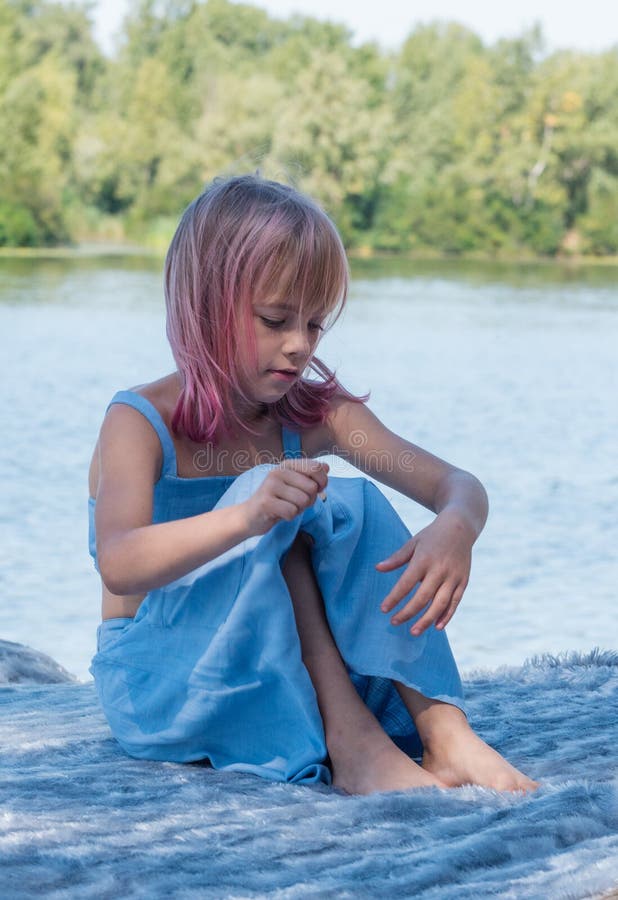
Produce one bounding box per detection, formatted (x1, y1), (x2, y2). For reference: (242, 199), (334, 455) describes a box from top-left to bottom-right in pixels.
(88, 174), (536, 795)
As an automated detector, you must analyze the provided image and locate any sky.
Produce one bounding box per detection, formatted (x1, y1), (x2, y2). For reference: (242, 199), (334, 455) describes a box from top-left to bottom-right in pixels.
(92, 0), (618, 56)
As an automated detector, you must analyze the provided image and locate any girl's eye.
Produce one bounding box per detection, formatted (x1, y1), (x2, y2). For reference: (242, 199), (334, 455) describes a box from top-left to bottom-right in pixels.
(260, 317), (285, 328)
(258, 315), (324, 333)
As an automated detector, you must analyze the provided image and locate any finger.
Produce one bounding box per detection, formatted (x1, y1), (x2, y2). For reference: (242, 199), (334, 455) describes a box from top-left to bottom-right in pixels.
(389, 577), (450, 625)
(281, 458), (329, 481)
(435, 584), (466, 630)
(280, 472), (327, 506)
(311, 466), (329, 492)
(279, 470), (320, 493)
(280, 458), (329, 471)
(380, 561), (426, 612)
(375, 542), (415, 571)
(408, 585), (456, 636)
(280, 462), (329, 492)
(270, 498), (305, 522)
(276, 483), (316, 512)
(380, 575), (422, 614)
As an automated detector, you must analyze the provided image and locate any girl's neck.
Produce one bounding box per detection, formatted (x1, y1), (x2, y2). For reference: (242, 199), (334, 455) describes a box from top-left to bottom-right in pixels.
(237, 398), (268, 422)
(231, 397), (275, 435)
(230, 381), (277, 430)
(171, 370), (271, 433)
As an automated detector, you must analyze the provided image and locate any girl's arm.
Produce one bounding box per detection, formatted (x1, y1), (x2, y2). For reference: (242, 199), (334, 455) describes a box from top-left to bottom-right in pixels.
(95, 404), (249, 595)
(325, 398), (488, 634)
(95, 404), (328, 596)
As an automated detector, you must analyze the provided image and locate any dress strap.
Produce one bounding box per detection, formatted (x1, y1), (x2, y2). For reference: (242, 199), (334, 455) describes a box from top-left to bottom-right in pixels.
(107, 390), (178, 477)
(281, 426), (303, 460)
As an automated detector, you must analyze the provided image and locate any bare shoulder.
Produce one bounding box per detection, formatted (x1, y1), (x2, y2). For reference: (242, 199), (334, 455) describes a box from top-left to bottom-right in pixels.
(323, 394), (385, 451)
(88, 373), (179, 500)
(128, 372), (181, 423)
(89, 401), (160, 502)
(295, 391), (359, 458)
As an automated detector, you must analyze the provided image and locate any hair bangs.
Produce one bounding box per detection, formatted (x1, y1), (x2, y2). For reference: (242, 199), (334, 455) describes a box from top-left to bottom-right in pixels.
(253, 203), (348, 329)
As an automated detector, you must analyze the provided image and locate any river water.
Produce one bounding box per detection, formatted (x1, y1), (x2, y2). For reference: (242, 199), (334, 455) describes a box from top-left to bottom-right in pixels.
(1, 255), (616, 680)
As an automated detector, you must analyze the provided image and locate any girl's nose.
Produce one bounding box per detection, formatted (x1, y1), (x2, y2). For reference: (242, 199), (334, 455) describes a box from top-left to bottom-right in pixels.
(283, 327), (311, 357)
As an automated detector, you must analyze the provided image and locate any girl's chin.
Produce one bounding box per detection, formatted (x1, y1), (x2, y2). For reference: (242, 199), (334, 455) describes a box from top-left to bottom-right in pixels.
(239, 371), (299, 410)
(243, 384), (292, 411)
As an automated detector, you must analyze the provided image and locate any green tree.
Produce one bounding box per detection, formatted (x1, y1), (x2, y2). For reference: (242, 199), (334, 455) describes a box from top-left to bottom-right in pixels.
(267, 49), (391, 244)
(0, 0), (104, 244)
(1, 0), (617, 254)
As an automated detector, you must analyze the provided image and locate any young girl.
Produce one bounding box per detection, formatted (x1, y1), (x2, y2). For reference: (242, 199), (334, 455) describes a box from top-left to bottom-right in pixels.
(88, 174), (536, 795)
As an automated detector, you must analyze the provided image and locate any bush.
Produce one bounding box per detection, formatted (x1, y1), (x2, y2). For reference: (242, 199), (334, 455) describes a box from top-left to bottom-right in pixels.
(0, 204), (42, 247)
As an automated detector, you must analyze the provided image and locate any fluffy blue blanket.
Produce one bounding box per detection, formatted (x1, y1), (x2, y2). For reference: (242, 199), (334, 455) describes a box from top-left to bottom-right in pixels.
(1, 647), (617, 899)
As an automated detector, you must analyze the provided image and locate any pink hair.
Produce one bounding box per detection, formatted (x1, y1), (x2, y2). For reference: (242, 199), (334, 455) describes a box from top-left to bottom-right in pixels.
(165, 174), (367, 442)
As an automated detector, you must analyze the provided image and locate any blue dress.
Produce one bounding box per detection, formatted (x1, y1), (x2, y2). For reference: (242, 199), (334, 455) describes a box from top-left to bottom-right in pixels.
(89, 390), (465, 785)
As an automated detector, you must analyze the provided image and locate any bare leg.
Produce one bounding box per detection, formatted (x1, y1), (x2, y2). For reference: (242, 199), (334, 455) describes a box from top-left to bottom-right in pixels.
(281, 534), (444, 795)
(394, 682), (538, 792)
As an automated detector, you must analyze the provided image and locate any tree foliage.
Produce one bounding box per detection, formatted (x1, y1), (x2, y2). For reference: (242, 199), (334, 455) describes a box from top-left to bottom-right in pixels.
(1, 0), (616, 254)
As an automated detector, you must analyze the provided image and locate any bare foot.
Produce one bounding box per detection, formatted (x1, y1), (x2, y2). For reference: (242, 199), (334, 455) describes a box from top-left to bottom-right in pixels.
(422, 725), (538, 793)
(329, 734), (446, 796)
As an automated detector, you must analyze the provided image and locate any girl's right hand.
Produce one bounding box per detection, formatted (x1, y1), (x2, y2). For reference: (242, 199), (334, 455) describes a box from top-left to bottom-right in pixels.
(242, 460), (329, 536)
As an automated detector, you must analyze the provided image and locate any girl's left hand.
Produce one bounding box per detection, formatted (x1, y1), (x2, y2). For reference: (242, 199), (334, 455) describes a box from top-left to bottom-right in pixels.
(376, 509), (475, 635)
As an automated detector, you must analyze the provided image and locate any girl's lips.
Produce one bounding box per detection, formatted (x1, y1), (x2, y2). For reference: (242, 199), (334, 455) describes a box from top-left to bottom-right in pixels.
(269, 369), (298, 382)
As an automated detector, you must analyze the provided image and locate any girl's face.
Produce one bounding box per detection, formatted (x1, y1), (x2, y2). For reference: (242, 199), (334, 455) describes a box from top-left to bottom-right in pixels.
(248, 294), (326, 404)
